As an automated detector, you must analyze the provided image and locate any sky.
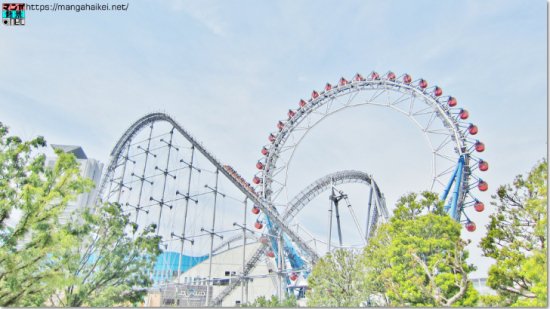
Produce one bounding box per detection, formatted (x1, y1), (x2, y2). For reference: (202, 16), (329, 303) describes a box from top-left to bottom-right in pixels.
(0, 0), (547, 279)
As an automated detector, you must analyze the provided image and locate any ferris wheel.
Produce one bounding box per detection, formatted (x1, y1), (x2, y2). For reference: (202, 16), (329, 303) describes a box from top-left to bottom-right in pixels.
(93, 70), (488, 306)
(252, 71), (488, 234)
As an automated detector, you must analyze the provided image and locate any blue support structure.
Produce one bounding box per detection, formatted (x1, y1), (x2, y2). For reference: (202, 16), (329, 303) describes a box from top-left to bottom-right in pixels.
(265, 216), (307, 275)
(282, 233), (306, 271)
(265, 217), (280, 266)
(441, 156), (465, 220)
(449, 157), (465, 220)
(440, 164), (459, 209)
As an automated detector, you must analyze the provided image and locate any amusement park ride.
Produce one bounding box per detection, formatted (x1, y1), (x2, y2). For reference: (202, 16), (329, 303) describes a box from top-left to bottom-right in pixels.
(96, 71), (487, 306)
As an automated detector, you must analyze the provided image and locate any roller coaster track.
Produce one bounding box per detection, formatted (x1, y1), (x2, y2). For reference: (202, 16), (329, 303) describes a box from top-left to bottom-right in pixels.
(95, 71), (487, 306)
(282, 170), (389, 222)
(212, 170), (389, 305)
(97, 113), (319, 263)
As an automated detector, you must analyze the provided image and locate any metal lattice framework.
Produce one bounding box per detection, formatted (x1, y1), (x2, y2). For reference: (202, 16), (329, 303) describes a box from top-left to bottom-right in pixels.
(97, 113), (326, 299)
(253, 71), (488, 227)
(212, 170), (388, 305)
(93, 70), (488, 306)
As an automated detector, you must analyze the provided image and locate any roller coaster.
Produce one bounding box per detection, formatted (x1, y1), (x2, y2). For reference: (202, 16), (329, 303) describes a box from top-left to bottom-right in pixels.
(96, 71), (488, 306)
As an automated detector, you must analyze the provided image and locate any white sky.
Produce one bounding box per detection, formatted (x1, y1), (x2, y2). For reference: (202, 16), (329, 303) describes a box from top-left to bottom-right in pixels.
(0, 0), (547, 278)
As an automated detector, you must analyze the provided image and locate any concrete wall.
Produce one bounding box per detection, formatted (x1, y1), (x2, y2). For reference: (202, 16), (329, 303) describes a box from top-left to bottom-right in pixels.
(174, 242), (279, 306)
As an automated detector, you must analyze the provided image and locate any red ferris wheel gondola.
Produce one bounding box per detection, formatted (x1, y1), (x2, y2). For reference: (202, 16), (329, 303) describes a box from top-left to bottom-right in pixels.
(478, 160), (489, 171)
(465, 221), (476, 232)
(288, 109), (296, 119)
(251, 206), (260, 214)
(459, 109), (469, 120)
(339, 77), (349, 86)
(354, 73), (365, 81)
(448, 96), (457, 107)
(418, 79), (428, 89)
(311, 90), (319, 99)
(475, 141), (485, 152)
(474, 200), (485, 212)
(468, 124), (479, 135)
(434, 86), (443, 97)
(478, 180), (488, 192)
(403, 74), (412, 84)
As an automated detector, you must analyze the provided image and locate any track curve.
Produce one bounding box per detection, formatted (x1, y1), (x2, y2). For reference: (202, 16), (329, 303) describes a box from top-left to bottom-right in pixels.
(96, 112), (320, 263)
(213, 170), (388, 305)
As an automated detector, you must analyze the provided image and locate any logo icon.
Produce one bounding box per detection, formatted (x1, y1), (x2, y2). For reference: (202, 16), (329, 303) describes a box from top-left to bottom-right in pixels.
(2, 3), (25, 26)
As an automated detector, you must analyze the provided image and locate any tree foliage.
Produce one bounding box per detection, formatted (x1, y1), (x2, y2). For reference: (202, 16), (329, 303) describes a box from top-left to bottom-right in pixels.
(246, 294), (297, 307)
(0, 122), (161, 306)
(0, 122), (94, 306)
(51, 203), (161, 307)
(480, 159), (547, 307)
(307, 249), (363, 307)
(361, 192), (478, 306)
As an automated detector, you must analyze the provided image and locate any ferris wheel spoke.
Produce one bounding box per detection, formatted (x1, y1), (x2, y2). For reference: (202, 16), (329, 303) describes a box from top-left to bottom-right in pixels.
(270, 165), (288, 178)
(389, 104), (410, 116)
(364, 100), (388, 107)
(435, 164), (457, 178)
(425, 128), (455, 136)
(343, 90), (360, 107)
(324, 97), (335, 114)
(434, 177), (447, 187)
(434, 135), (453, 152)
(412, 105), (436, 116)
(434, 151), (457, 163)
(423, 111), (438, 132)
(389, 91), (410, 106)
(364, 87), (386, 103)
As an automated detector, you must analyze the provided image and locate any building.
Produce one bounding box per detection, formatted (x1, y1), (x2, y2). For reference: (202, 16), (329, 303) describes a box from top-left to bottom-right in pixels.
(48, 144), (104, 223)
(471, 277), (496, 296)
(4, 144), (104, 230)
(152, 252), (209, 285)
(146, 242), (281, 307)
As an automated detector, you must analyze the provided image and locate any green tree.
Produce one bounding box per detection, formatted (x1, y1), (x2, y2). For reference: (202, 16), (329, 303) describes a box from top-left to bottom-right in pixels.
(50, 202), (161, 307)
(0, 122), (162, 306)
(361, 192), (478, 307)
(0, 122), (93, 306)
(480, 159), (547, 307)
(307, 249), (363, 307)
(247, 294), (297, 307)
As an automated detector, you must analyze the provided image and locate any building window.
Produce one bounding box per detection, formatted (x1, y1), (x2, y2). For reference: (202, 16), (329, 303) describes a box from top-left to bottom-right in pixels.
(213, 278), (230, 286)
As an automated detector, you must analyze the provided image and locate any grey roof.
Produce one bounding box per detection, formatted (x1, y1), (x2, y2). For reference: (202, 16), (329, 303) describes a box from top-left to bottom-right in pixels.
(51, 144), (88, 159)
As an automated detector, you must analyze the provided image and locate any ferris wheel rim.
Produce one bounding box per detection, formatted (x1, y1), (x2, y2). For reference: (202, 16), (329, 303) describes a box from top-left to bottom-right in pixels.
(276, 102), (443, 205)
(255, 72), (485, 220)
